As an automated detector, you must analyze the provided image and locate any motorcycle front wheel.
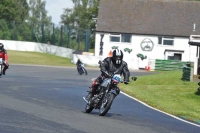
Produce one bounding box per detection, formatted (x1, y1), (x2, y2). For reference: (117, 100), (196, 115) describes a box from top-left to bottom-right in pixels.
(83, 68), (88, 75)
(78, 68), (82, 75)
(85, 94), (94, 113)
(99, 93), (115, 116)
(85, 101), (94, 113)
(0, 64), (2, 76)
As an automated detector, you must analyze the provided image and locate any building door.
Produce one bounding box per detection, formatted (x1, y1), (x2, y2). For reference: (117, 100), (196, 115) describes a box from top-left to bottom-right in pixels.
(167, 53), (182, 60)
(174, 53), (182, 60)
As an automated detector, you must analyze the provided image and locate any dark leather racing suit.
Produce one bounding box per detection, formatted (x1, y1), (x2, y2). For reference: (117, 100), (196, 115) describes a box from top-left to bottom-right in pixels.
(90, 57), (130, 94)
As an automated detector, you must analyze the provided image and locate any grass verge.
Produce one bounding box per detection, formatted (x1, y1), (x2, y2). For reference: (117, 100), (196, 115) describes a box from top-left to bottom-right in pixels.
(8, 50), (75, 67)
(119, 71), (200, 123)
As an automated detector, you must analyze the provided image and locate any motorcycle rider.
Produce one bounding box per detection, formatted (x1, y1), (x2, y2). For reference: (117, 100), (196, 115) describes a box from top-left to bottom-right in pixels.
(76, 59), (83, 74)
(84, 49), (130, 101)
(0, 43), (9, 75)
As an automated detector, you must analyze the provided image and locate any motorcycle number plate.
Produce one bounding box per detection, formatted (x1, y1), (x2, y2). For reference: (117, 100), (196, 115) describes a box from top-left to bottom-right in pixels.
(112, 74), (122, 83)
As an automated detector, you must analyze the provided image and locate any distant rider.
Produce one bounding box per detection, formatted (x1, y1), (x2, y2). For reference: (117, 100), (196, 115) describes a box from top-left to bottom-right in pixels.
(76, 59), (83, 74)
(0, 43), (9, 75)
(84, 49), (130, 101)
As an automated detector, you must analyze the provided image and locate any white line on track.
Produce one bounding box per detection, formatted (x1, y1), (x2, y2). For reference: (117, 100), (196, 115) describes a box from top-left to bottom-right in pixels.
(121, 92), (200, 127)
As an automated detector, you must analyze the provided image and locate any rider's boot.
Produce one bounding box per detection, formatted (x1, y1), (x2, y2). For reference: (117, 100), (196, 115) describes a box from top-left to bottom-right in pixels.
(3, 65), (9, 75)
(84, 83), (99, 101)
(85, 86), (94, 100)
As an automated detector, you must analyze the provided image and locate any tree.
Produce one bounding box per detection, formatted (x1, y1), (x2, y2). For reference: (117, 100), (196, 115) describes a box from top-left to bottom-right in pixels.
(28, 0), (51, 24)
(0, 0), (29, 40)
(60, 0), (100, 49)
(28, 0), (52, 43)
(0, 0), (29, 22)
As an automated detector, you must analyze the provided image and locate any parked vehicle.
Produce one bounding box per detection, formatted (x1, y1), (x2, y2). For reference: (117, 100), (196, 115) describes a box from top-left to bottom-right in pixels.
(77, 63), (87, 75)
(83, 71), (137, 116)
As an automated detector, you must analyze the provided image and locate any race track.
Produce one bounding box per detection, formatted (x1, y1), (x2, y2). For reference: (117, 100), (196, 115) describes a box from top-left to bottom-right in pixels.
(0, 65), (199, 133)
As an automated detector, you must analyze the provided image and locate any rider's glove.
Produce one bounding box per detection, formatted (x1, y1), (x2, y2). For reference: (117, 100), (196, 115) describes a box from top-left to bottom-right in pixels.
(105, 73), (111, 78)
(124, 81), (129, 85)
(102, 71), (111, 78)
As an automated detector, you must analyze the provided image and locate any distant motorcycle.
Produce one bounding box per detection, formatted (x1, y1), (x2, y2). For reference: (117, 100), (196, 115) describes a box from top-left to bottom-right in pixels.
(83, 70), (137, 116)
(0, 58), (3, 77)
(77, 63), (87, 75)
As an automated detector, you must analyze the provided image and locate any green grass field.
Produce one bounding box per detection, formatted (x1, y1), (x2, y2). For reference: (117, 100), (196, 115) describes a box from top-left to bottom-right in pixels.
(7, 50), (200, 124)
(8, 50), (75, 67)
(119, 71), (200, 123)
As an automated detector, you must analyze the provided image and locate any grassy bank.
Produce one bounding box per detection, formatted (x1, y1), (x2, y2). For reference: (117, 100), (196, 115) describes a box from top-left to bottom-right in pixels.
(8, 50), (75, 67)
(7, 50), (200, 123)
(119, 71), (200, 123)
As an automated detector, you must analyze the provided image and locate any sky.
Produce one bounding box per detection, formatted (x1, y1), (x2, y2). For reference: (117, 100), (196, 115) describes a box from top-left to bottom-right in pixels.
(45, 0), (74, 24)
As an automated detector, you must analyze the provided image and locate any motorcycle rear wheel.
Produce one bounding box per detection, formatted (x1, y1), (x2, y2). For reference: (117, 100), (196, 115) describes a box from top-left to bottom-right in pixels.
(0, 64), (2, 76)
(99, 93), (115, 116)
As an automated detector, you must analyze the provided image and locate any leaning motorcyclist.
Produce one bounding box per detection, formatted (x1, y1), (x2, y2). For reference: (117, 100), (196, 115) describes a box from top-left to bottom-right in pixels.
(84, 49), (130, 101)
(76, 59), (83, 73)
(0, 43), (9, 75)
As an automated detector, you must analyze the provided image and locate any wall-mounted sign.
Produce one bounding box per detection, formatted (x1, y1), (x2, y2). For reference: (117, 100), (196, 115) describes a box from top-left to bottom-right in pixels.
(99, 34), (104, 56)
(111, 46), (118, 50)
(140, 38), (154, 51)
(124, 48), (132, 53)
(137, 53), (147, 60)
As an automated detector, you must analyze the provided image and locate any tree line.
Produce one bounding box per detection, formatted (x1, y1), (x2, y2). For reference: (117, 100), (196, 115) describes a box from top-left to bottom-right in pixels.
(0, 0), (100, 51)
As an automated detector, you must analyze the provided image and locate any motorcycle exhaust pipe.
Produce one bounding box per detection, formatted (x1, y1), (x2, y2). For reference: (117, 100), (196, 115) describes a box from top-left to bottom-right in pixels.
(83, 97), (89, 103)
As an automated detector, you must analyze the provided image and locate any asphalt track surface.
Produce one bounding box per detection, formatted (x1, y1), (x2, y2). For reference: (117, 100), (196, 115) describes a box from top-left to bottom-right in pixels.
(0, 65), (199, 133)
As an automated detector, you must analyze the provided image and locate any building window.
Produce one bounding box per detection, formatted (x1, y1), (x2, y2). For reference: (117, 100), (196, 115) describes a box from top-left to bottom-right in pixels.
(121, 34), (131, 43)
(110, 36), (120, 42)
(110, 34), (131, 43)
(167, 56), (174, 60)
(110, 34), (120, 42)
(158, 36), (174, 45)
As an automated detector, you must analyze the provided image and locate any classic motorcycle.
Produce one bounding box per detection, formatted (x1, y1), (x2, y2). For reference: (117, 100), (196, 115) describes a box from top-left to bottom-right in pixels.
(77, 63), (87, 75)
(83, 70), (137, 116)
(0, 58), (3, 77)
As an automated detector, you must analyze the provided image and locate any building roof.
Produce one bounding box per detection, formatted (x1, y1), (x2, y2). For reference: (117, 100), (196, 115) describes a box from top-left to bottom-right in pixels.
(96, 0), (200, 37)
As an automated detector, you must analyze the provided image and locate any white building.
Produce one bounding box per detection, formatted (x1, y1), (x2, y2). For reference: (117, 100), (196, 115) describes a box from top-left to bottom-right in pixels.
(94, 0), (200, 71)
